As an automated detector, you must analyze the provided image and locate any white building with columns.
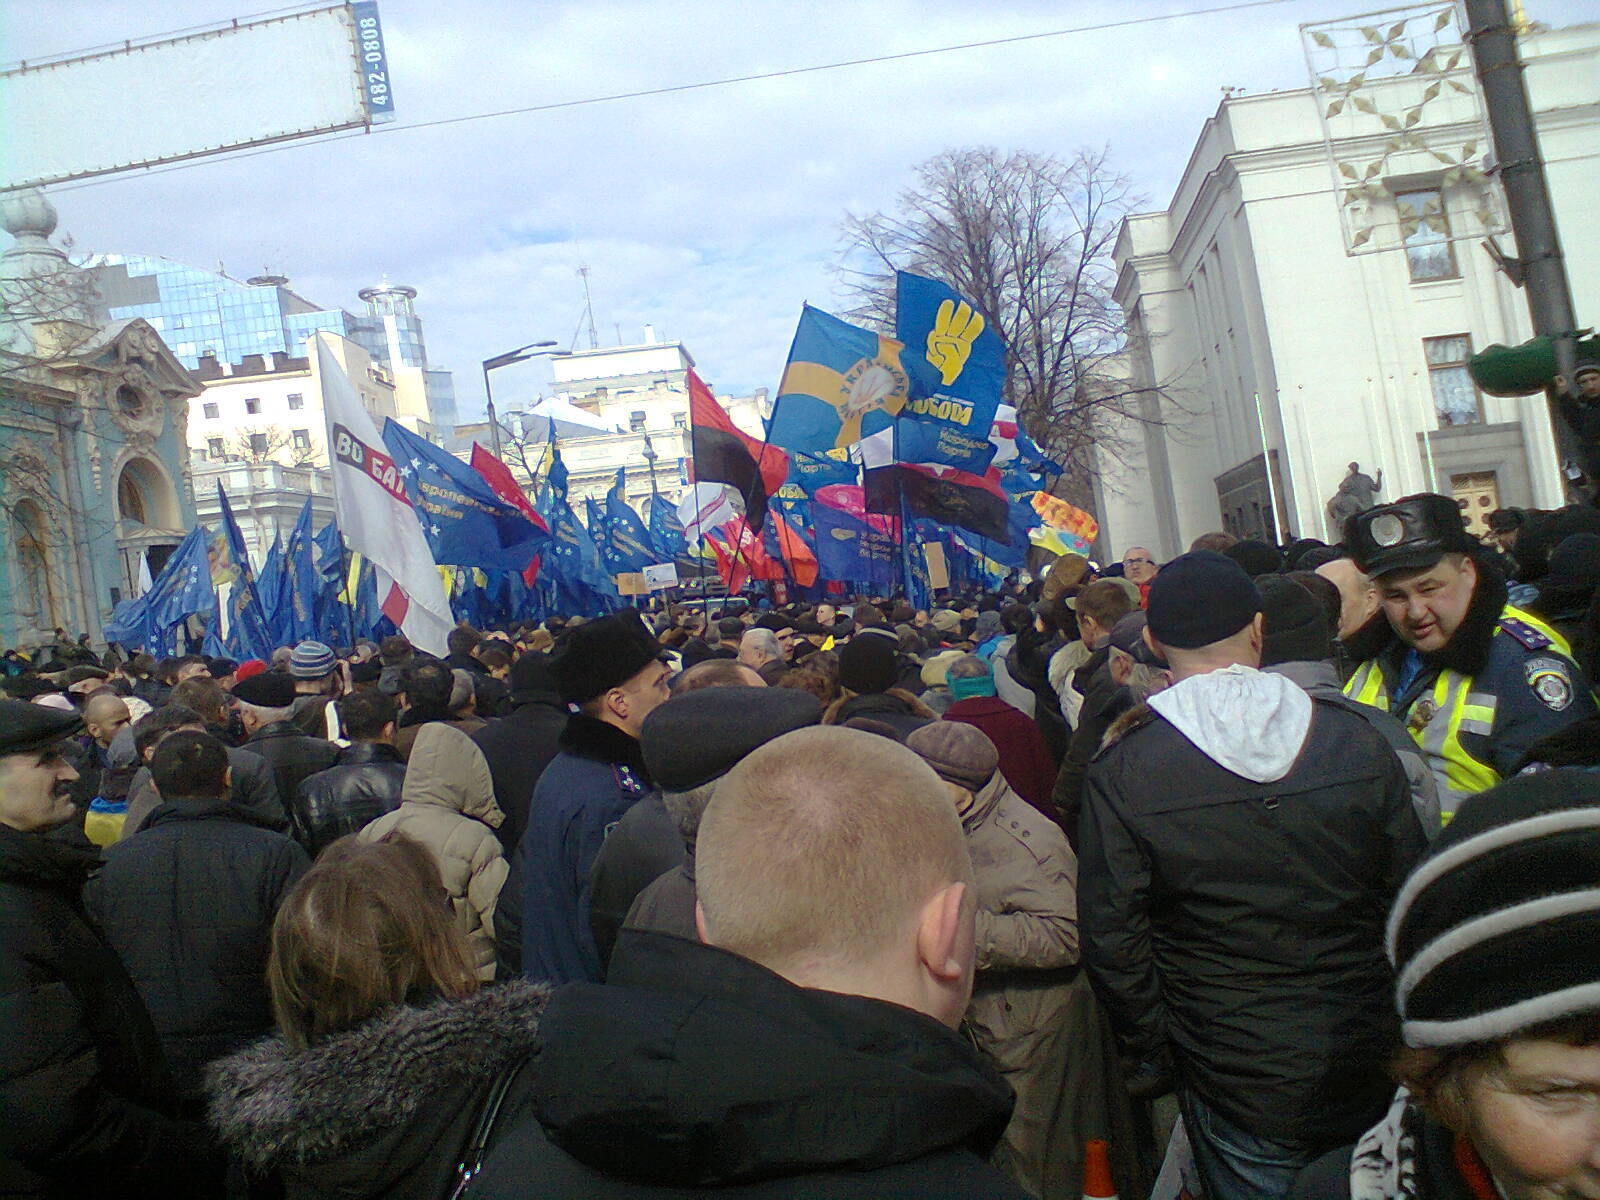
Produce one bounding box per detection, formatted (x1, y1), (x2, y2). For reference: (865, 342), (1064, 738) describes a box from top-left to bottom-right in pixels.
(1098, 17), (1598, 559)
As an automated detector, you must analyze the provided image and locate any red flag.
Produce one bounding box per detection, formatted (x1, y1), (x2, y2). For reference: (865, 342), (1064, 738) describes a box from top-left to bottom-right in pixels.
(689, 369), (787, 531)
(470, 443), (548, 584)
(771, 508), (819, 588)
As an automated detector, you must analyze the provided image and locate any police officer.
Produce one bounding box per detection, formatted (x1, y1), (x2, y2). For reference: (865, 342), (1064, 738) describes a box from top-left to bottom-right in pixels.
(1343, 493), (1596, 818)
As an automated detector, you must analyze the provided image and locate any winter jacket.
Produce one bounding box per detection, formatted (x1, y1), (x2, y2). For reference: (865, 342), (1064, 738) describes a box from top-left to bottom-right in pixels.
(207, 980), (549, 1200)
(393, 715), (485, 763)
(944, 696), (1060, 822)
(85, 797), (310, 1098)
(470, 929), (1031, 1199)
(587, 791), (688, 976)
(121, 744), (286, 840)
(517, 714), (652, 985)
(1289, 1091), (1483, 1200)
(823, 688), (936, 739)
(293, 741), (406, 858)
(1079, 666), (1426, 1150)
(1007, 625), (1069, 760)
(989, 635), (1037, 718)
(359, 723), (506, 980)
(1050, 649), (1132, 847)
(623, 856), (699, 946)
(1048, 639), (1096, 732)
(245, 722), (340, 819)
(0, 824), (221, 1198)
(471, 688), (569, 856)
(1266, 659), (1443, 836)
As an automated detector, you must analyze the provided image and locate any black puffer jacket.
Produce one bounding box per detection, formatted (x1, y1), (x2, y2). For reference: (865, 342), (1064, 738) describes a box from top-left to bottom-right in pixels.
(207, 979), (549, 1200)
(471, 930), (1030, 1198)
(1079, 689), (1426, 1150)
(245, 722), (340, 828)
(0, 824), (221, 1197)
(85, 798), (309, 1098)
(293, 742), (406, 858)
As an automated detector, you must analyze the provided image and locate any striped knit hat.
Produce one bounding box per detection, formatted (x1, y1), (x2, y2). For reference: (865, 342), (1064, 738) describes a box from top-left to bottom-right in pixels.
(1388, 769), (1600, 1048)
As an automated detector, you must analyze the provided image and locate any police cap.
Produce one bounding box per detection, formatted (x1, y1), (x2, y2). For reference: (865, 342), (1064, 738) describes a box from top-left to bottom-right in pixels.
(1345, 493), (1477, 579)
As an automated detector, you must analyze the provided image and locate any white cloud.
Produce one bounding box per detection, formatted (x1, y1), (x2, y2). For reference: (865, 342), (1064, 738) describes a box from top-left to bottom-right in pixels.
(11, 0), (1593, 419)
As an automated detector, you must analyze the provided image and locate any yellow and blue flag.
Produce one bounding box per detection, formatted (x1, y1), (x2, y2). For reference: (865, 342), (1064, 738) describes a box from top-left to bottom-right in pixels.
(768, 305), (916, 454)
(893, 271), (1005, 473)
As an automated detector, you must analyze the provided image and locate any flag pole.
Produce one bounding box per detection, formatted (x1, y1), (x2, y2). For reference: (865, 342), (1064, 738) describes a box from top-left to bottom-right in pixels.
(337, 524), (359, 650)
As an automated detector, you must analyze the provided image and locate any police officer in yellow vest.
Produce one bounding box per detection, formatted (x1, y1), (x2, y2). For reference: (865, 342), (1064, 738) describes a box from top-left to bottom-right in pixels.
(1343, 493), (1596, 819)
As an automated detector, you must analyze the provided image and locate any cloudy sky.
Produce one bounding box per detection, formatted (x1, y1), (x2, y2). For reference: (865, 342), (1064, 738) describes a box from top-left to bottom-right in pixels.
(4, 0), (1590, 420)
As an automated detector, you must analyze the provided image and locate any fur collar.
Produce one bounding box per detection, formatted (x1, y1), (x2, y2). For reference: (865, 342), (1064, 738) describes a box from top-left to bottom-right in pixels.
(1370, 560), (1509, 679)
(559, 712), (649, 777)
(207, 979), (549, 1168)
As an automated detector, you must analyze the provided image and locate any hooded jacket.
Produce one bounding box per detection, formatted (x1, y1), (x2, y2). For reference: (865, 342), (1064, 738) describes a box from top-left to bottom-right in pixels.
(470, 930), (1030, 1199)
(359, 724), (506, 980)
(517, 714), (653, 985)
(1079, 666), (1427, 1149)
(206, 980), (548, 1200)
(84, 797), (309, 1099)
(0, 824), (220, 1198)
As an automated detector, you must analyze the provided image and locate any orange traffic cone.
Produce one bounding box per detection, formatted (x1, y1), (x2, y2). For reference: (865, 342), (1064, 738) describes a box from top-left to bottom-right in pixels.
(1083, 1138), (1119, 1199)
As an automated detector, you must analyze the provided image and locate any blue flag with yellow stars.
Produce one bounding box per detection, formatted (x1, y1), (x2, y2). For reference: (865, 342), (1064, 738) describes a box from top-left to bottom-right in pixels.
(767, 305), (918, 454)
(893, 271), (1005, 474)
(381, 417), (549, 571)
(600, 468), (658, 572)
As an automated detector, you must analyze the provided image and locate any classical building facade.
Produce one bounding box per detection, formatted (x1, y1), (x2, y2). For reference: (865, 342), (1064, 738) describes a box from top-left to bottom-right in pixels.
(1098, 19), (1598, 558)
(0, 192), (200, 648)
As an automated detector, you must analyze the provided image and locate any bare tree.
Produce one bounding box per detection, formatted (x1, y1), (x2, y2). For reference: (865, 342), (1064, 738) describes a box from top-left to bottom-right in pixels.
(838, 146), (1178, 507)
(228, 426), (315, 466)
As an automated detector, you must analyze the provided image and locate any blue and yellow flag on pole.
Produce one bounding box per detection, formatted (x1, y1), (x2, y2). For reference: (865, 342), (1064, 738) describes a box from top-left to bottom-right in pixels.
(767, 305), (916, 454)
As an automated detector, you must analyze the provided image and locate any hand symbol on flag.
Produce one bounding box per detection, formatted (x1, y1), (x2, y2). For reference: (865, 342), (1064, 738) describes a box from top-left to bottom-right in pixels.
(926, 299), (985, 386)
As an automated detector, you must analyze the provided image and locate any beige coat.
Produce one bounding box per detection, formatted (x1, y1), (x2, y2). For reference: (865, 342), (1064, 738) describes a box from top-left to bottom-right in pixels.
(961, 776), (1146, 1200)
(359, 723), (506, 979)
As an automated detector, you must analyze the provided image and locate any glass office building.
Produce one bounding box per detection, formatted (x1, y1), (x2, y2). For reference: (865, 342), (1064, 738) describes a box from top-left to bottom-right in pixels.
(88, 253), (381, 370)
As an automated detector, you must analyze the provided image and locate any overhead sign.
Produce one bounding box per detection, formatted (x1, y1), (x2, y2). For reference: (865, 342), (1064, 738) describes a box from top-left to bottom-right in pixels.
(0, 4), (393, 191)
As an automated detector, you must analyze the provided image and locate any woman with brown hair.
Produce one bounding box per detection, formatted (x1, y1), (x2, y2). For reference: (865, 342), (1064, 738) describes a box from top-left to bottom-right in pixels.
(206, 835), (547, 1199)
(1291, 770), (1600, 1200)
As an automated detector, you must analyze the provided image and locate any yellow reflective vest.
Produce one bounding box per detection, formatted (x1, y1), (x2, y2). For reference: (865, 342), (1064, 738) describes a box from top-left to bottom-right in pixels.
(1344, 605), (1588, 820)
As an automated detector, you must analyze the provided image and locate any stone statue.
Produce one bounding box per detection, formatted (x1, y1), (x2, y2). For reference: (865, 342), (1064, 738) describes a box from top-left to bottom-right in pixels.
(1326, 461), (1383, 533)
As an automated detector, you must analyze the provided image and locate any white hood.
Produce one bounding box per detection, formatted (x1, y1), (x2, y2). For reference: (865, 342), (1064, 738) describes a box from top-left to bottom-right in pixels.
(1148, 664), (1313, 783)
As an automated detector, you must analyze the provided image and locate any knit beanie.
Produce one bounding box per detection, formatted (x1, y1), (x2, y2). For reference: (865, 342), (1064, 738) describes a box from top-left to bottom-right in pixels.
(1388, 770), (1600, 1048)
(837, 636), (898, 695)
(1258, 576), (1334, 666)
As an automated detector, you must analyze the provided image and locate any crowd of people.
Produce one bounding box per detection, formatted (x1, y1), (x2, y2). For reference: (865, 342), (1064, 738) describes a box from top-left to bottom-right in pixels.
(1, 488), (1598, 1200)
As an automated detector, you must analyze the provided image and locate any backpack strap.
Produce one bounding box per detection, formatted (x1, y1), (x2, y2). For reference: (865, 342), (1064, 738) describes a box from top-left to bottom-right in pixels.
(450, 1054), (530, 1198)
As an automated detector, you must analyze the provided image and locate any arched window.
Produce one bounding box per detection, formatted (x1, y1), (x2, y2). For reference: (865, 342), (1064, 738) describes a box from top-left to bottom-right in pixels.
(13, 501), (57, 628)
(117, 469), (148, 525)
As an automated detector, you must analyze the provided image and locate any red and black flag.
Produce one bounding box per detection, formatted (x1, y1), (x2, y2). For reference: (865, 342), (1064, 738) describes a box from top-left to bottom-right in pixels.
(865, 461), (1011, 544)
(689, 369), (788, 532)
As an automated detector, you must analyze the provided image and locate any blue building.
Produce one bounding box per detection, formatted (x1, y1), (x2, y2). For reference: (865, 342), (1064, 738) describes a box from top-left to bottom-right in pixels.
(0, 192), (200, 650)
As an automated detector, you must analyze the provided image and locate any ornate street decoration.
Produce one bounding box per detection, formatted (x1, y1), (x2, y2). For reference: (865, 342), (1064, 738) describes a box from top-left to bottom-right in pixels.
(1301, 2), (1508, 256)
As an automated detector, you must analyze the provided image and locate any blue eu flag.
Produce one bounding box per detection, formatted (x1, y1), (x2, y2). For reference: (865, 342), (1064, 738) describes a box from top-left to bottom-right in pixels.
(600, 469), (657, 572)
(381, 418), (548, 571)
(143, 525), (215, 655)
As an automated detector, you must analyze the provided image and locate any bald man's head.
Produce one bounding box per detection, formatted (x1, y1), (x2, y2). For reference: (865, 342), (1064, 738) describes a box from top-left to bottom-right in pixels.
(696, 726), (974, 1022)
(82, 693), (130, 748)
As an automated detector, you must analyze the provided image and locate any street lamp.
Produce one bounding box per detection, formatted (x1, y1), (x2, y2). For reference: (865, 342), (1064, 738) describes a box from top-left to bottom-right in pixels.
(641, 433), (659, 504)
(481, 340), (559, 458)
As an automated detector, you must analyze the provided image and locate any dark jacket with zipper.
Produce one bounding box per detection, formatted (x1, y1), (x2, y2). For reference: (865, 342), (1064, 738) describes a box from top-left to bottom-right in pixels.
(1079, 696), (1425, 1150)
(0, 824), (221, 1198)
(206, 979), (548, 1200)
(294, 741), (406, 858)
(85, 797), (309, 1098)
(471, 683), (569, 857)
(471, 930), (1030, 1199)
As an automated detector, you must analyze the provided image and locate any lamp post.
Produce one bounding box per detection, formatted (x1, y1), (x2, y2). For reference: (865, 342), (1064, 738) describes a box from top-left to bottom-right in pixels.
(481, 340), (558, 459)
(640, 433), (659, 505)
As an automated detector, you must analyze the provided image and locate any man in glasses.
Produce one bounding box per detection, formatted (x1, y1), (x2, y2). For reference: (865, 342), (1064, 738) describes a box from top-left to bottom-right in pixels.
(1121, 548), (1160, 608)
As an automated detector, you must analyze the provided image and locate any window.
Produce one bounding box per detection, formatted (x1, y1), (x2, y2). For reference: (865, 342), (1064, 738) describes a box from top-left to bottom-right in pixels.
(672, 411), (688, 429)
(248, 432), (268, 456)
(629, 410), (647, 433)
(202, 401), (219, 420)
(244, 397), (261, 415)
(1397, 188), (1457, 282)
(287, 393), (304, 411)
(291, 429), (311, 451)
(1424, 335), (1481, 426)
(207, 438), (225, 459)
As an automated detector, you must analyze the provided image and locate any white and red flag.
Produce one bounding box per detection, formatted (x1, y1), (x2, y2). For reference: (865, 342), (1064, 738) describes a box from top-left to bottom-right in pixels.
(315, 335), (453, 655)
